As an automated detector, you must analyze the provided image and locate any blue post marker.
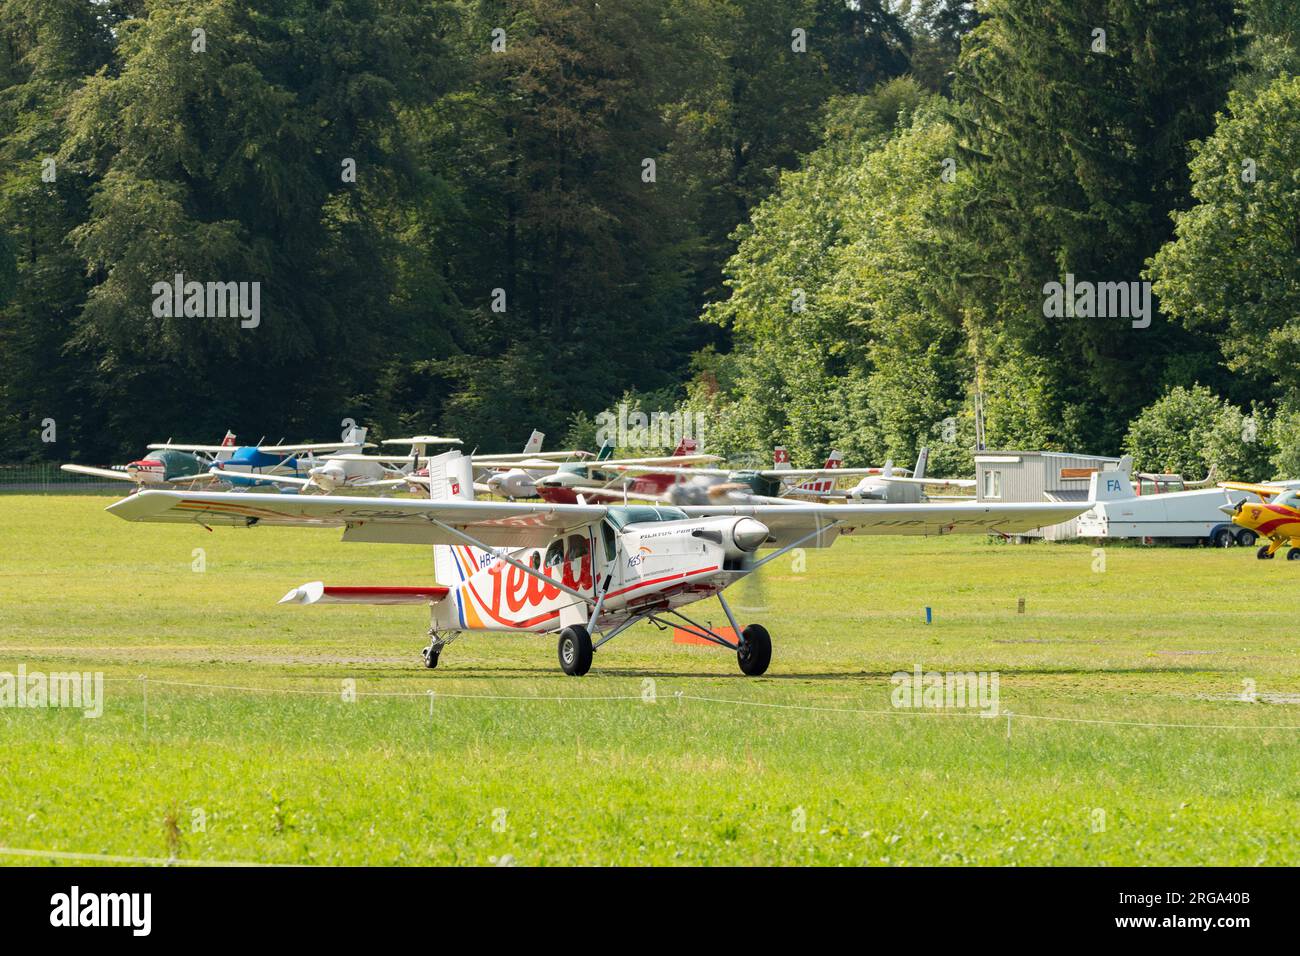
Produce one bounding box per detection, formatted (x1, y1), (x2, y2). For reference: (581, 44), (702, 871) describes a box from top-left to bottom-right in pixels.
(924, 606), (932, 625)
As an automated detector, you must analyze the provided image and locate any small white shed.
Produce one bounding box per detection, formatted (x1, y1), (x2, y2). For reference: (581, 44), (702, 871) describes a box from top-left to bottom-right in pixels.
(974, 450), (1121, 540)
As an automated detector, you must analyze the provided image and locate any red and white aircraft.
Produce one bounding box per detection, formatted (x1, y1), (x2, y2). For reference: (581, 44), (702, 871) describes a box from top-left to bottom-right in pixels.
(107, 450), (1087, 677)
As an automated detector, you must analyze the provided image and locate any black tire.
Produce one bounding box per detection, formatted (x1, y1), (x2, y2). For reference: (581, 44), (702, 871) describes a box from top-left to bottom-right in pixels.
(737, 624), (772, 677)
(1287, 548), (1300, 562)
(422, 645), (440, 669)
(1237, 529), (1257, 548)
(1212, 527), (1235, 548)
(1257, 545), (1274, 560)
(557, 625), (593, 676)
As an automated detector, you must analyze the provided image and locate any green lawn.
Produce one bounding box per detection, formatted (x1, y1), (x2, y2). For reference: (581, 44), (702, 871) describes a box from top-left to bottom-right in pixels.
(0, 494), (1297, 865)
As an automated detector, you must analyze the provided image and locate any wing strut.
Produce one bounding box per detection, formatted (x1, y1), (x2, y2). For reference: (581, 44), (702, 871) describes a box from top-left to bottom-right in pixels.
(429, 518), (595, 606)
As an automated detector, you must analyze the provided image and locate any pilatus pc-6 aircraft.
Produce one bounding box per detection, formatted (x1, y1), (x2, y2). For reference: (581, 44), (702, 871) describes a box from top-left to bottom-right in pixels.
(108, 451), (1087, 677)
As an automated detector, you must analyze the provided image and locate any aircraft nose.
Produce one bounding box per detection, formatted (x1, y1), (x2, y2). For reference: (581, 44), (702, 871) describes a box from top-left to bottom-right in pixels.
(1218, 502), (1237, 517)
(731, 518), (770, 552)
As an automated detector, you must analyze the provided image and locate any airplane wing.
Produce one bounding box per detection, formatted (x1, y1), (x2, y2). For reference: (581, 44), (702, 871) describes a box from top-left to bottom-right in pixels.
(602, 462), (877, 478)
(475, 451), (591, 463)
(380, 436), (463, 446)
(146, 443), (229, 453)
(678, 501), (1089, 548)
(107, 490), (608, 548)
(256, 442), (377, 453)
(1218, 481), (1283, 499)
(147, 442), (376, 453)
(876, 475), (978, 489)
(587, 454), (724, 471)
(60, 464), (137, 482)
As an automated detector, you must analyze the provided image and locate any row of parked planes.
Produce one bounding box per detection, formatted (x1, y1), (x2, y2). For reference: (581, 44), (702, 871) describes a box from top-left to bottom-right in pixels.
(62, 426), (975, 507)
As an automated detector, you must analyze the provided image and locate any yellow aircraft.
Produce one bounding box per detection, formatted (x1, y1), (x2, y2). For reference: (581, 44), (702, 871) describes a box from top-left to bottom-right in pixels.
(1218, 482), (1300, 560)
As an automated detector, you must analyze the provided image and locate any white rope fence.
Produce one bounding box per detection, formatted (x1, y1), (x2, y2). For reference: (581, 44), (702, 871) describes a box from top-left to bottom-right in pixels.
(94, 676), (1300, 732)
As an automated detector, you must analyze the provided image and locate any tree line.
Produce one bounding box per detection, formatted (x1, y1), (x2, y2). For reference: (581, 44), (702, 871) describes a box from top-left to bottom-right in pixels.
(1, 1), (1298, 481)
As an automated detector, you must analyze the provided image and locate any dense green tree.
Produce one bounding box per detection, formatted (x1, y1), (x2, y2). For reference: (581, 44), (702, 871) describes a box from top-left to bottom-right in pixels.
(1149, 75), (1300, 401)
(1123, 384), (1272, 480)
(950, 0), (1244, 454)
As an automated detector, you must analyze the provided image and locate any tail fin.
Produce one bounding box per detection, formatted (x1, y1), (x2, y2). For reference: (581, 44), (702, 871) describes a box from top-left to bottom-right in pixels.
(429, 451), (481, 586)
(221, 430), (237, 447)
(596, 441), (615, 461)
(523, 430), (544, 454)
(823, 449), (842, 469)
(341, 424), (368, 447)
(913, 447), (929, 481)
(672, 438), (699, 457)
(1089, 455), (1134, 502)
(773, 447), (791, 470)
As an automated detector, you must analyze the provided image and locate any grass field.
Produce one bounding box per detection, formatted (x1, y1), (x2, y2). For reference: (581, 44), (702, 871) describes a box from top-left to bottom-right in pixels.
(1, 494), (1298, 866)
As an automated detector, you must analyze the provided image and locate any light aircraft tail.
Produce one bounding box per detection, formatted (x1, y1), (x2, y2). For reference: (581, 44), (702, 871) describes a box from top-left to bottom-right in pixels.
(672, 438), (699, 457)
(773, 446), (791, 470)
(913, 447), (929, 481)
(1088, 455), (1134, 502)
(215, 430), (238, 462)
(795, 449), (842, 494)
(595, 441), (615, 461)
(341, 424), (368, 447)
(428, 451), (485, 587)
(524, 430), (544, 454)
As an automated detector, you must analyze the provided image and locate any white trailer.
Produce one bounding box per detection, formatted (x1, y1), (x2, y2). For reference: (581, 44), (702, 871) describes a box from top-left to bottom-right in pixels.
(1077, 469), (1300, 547)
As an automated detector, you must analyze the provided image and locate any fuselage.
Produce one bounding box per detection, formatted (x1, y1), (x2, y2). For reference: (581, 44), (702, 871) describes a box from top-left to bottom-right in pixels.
(432, 509), (763, 634)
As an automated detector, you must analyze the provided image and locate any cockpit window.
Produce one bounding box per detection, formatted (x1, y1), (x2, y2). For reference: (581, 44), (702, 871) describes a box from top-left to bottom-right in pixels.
(566, 534), (589, 561)
(606, 505), (688, 530)
(1275, 490), (1299, 509)
(544, 541), (565, 568)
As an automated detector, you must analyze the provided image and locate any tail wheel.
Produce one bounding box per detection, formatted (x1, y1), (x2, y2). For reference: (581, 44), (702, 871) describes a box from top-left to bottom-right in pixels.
(1287, 548), (1300, 561)
(737, 624), (772, 677)
(1237, 530), (1257, 548)
(1257, 546), (1275, 560)
(558, 625), (593, 676)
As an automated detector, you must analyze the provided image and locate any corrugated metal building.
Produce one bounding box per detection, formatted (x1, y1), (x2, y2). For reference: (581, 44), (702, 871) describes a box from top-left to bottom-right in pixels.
(974, 450), (1121, 540)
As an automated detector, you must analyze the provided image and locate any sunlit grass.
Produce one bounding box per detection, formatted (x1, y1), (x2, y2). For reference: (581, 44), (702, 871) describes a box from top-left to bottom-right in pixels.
(0, 495), (1296, 865)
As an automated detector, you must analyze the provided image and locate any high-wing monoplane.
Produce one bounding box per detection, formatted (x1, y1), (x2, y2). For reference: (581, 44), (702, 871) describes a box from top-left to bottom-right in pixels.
(107, 450), (1090, 676)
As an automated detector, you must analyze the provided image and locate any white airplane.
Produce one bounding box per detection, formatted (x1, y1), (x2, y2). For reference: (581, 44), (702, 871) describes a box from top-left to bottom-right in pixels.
(106, 450), (1087, 676)
(486, 438), (722, 500)
(531, 446), (976, 507)
(831, 448), (976, 503)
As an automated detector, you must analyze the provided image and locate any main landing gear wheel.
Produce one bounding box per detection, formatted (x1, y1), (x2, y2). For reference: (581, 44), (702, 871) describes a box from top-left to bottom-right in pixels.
(558, 625), (593, 676)
(421, 645), (441, 669)
(1257, 546), (1274, 560)
(737, 624), (772, 677)
(1287, 548), (1300, 561)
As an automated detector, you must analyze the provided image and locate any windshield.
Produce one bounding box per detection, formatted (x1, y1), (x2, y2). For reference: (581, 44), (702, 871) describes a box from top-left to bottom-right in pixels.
(1274, 490), (1300, 509)
(606, 505), (688, 530)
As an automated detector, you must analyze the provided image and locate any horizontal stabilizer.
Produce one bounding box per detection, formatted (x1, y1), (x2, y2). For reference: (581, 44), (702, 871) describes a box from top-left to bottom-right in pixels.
(278, 582), (450, 606)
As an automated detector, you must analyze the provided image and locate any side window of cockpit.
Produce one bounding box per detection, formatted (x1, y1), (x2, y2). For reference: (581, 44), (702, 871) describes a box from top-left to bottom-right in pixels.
(601, 521), (617, 562)
(544, 541), (565, 569)
(566, 534), (589, 562)
(529, 550), (541, 571)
